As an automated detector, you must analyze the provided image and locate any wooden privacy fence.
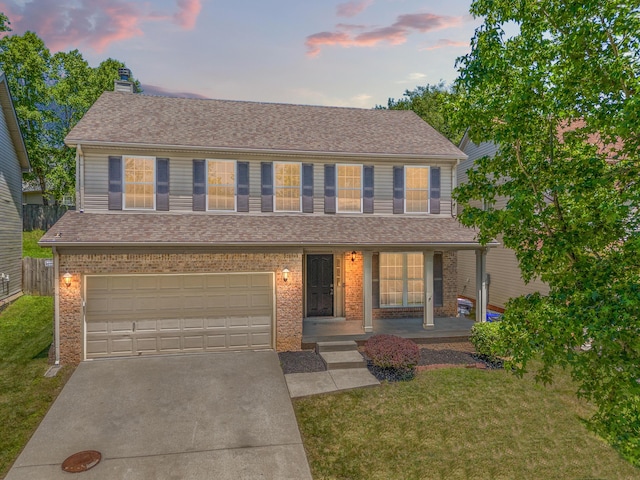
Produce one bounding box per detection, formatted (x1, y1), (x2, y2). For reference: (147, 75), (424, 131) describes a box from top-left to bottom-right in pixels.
(23, 204), (74, 232)
(22, 257), (54, 296)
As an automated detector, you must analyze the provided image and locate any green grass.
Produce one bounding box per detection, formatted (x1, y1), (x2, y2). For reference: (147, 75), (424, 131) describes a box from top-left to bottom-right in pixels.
(22, 230), (52, 258)
(0, 296), (72, 478)
(294, 367), (639, 480)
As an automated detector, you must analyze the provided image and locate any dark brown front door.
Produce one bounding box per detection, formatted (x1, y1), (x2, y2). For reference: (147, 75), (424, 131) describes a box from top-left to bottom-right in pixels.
(307, 254), (334, 316)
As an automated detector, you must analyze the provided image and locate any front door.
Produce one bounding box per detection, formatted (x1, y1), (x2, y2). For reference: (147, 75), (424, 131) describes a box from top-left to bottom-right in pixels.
(307, 254), (334, 316)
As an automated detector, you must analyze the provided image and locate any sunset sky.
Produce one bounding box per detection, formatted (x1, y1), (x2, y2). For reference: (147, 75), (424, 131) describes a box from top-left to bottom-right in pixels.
(0, 0), (481, 108)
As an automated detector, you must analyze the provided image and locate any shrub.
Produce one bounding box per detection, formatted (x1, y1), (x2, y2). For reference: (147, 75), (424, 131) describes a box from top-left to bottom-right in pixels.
(365, 335), (420, 371)
(470, 321), (504, 360)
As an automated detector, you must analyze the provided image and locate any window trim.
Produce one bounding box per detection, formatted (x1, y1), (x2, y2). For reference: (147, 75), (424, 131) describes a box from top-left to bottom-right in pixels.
(379, 252), (424, 308)
(404, 165), (430, 214)
(336, 163), (363, 214)
(274, 161), (302, 212)
(123, 155), (156, 211)
(206, 159), (237, 212)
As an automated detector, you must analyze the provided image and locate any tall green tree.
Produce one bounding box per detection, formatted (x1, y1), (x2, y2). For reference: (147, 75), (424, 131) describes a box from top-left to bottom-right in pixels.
(0, 20), (138, 204)
(453, 0), (640, 463)
(378, 82), (465, 144)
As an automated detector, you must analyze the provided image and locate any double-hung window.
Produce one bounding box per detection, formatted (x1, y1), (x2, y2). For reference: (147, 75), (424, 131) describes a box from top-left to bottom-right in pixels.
(207, 160), (235, 211)
(124, 155), (155, 210)
(380, 253), (424, 307)
(404, 166), (430, 213)
(337, 164), (362, 213)
(274, 162), (301, 212)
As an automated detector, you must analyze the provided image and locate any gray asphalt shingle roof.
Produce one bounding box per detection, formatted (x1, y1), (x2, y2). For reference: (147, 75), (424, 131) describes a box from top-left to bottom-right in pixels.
(65, 92), (464, 158)
(40, 211), (487, 248)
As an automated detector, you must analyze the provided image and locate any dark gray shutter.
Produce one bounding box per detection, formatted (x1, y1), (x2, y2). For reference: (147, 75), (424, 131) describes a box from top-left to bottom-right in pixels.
(302, 163), (314, 213)
(393, 166), (404, 214)
(434, 252), (444, 307)
(372, 253), (380, 308)
(108, 156), (122, 210)
(156, 158), (169, 211)
(324, 164), (336, 214)
(363, 165), (374, 214)
(192, 159), (206, 211)
(430, 166), (441, 214)
(261, 162), (273, 212)
(237, 162), (250, 212)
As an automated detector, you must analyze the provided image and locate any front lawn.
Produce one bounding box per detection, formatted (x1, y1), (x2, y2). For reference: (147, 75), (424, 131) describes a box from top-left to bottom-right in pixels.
(294, 366), (638, 479)
(22, 230), (52, 258)
(0, 296), (72, 478)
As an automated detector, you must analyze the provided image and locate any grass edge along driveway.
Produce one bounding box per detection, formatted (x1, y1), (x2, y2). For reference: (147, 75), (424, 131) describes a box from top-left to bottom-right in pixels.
(294, 366), (639, 480)
(0, 296), (72, 479)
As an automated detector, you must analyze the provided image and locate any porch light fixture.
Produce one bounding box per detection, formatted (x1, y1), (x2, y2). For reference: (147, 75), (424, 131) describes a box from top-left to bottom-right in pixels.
(62, 272), (72, 288)
(351, 251), (356, 262)
(282, 268), (290, 283)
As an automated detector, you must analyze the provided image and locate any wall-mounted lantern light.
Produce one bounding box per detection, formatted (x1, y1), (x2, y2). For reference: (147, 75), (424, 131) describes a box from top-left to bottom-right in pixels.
(282, 268), (290, 283)
(351, 251), (356, 262)
(63, 272), (72, 288)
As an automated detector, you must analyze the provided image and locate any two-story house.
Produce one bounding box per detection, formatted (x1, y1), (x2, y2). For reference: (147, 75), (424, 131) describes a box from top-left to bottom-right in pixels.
(41, 88), (492, 365)
(0, 72), (30, 305)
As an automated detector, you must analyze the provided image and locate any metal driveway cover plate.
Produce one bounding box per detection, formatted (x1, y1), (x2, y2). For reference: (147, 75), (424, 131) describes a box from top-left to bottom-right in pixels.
(61, 450), (101, 473)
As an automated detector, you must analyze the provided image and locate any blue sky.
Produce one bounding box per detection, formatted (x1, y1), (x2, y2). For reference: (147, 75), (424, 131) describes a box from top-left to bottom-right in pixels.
(0, 0), (480, 107)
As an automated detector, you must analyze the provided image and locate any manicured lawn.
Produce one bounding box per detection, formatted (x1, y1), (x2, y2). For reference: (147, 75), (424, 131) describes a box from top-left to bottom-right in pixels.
(22, 230), (52, 258)
(0, 296), (72, 478)
(294, 366), (638, 480)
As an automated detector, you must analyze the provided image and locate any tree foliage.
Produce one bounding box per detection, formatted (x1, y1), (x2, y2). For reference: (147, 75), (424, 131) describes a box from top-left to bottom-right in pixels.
(378, 82), (465, 144)
(0, 21), (138, 204)
(452, 0), (640, 463)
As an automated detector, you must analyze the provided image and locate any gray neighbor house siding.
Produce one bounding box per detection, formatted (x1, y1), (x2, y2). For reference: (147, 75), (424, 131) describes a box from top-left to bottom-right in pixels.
(457, 133), (548, 310)
(0, 73), (30, 303)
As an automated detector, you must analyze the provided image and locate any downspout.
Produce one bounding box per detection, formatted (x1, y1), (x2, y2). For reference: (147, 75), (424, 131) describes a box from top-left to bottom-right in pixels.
(452, 159), (460, 217)
(76, 144), (84, 211)
(53, 246), (60, 365)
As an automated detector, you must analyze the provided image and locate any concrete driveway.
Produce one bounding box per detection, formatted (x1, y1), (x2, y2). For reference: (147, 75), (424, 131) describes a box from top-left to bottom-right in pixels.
(6, 351), (312, 480)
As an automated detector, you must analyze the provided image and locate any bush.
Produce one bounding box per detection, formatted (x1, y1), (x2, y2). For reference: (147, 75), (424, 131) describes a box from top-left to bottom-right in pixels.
(470, 321), (504, 360)
(365, 335), (420, 371)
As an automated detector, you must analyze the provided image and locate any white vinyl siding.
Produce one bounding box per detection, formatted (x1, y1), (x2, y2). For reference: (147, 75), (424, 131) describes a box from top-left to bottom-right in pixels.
(380, 253), (423, 307)
(207, 160), (236, 211)
(337, 164), (362, 213)
(123, 156), (155, 210)
(274, 162), (301, 212)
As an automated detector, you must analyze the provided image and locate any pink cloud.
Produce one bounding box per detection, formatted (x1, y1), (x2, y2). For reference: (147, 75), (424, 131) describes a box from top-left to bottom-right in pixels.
(0, 0), (203, 53)
(336, 0), (373, 18)
(422, 39), (469, 51)
(306, 12), (463, 57)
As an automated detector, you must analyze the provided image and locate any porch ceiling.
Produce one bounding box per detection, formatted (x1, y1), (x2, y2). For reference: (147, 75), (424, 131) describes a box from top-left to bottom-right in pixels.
(40, 211), (496, 249)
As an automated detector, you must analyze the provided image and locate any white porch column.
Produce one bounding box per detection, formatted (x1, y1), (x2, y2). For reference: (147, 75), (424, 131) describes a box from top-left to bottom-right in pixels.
(363, 251), (373, 333)
(475, 248), (488, 322)
(423, 251), (434, 329)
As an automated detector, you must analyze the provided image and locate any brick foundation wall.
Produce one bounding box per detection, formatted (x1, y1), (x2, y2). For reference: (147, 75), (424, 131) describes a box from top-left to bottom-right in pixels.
(58, 251), (303, 365)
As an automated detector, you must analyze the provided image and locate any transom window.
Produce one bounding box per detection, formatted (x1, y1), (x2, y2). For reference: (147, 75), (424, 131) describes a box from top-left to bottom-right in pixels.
(124, 156), (155, 210)
(405, 166), (430, 213)
(208, 160), (235, 211)
(275, 162), (301, 212)
(380, 253), (424, 307)
(337, 164), (362, 213)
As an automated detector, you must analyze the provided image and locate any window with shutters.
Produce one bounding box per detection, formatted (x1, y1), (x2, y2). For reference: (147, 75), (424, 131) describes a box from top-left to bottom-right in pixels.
(405, 166), (430, 213)
(337, 164), (362, 213)
(274, 162), (301, 212)
(123, 156), (155, 210)
(378, 252), (443, 307)
(207, 160), (235, 211)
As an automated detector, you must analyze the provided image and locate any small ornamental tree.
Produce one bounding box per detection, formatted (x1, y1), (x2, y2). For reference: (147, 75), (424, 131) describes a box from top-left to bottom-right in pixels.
(452, 0), (640, 463)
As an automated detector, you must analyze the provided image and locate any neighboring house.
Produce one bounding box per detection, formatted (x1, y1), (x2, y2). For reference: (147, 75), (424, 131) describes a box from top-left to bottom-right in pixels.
(22, 180), (75, 206)
(41, 88), (494, 365)
(0, 72), (31, 303)
(457, 132), (549, 310)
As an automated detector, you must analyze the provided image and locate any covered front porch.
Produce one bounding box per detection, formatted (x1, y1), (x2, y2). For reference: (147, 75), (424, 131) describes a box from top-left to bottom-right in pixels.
(302, 316), (475, 346)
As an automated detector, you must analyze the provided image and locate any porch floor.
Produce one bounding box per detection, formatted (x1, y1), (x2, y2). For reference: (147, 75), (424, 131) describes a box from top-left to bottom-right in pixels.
(302, 316), (475, 345)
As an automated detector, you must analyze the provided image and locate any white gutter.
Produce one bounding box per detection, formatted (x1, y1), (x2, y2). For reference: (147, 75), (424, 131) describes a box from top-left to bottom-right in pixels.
(53, 246), (60, 366)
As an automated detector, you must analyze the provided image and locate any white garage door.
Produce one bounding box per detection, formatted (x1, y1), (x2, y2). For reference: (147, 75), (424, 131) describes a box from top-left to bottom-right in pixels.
(85, 273), (274, 359)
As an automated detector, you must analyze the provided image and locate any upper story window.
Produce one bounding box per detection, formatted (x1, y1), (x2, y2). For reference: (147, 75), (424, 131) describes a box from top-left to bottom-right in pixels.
(337, 164), (362, 213)
(274, 162), (301, 212)
(124, 156), (155, 210)
(405, 166), (430, 213)
(207, 160), (235, 211)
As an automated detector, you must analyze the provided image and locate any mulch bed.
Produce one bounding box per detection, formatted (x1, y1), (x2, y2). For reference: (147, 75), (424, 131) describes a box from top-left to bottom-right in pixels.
(278, 341), (502, 375)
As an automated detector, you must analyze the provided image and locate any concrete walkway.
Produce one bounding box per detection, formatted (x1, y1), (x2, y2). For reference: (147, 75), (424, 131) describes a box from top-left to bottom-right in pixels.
(6, 351), (312, 480)
(285, 368), (379, 398)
